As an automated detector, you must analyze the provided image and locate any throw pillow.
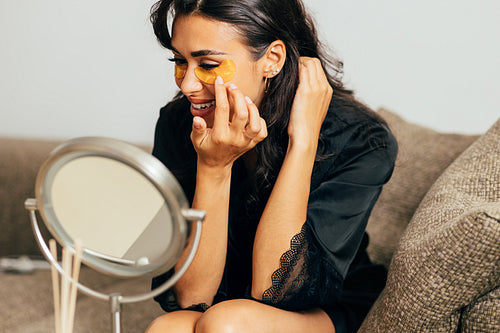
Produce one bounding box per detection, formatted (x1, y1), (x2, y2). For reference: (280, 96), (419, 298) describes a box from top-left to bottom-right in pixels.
(359, 117), (500, 332)
(366, 109), (478, 268)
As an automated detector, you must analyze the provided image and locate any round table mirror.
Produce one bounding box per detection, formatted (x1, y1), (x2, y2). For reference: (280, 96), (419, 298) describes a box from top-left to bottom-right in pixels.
(25, 137), (205, 332)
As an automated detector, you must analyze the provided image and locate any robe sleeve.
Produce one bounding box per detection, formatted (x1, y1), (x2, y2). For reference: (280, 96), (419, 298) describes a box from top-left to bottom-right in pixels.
(260, 134), (397, 310)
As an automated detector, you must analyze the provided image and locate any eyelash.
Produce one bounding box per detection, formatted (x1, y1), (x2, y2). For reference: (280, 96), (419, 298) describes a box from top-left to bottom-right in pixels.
(168, 58), (219, 70)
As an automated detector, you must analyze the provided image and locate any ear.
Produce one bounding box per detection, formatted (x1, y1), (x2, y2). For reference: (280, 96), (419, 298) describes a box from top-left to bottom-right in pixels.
(260, 40), (286, 78)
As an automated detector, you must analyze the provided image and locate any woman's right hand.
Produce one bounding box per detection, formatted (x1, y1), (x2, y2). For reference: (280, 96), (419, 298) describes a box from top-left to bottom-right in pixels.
(190, 76), (268, 170)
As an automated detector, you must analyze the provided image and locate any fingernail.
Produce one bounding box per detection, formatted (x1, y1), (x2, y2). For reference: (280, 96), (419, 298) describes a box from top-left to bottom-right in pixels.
(215, 76), (223, 84)
(229, 83), (238, 90)
(245, 96), (253, 104)
(193, 117), (202, 129)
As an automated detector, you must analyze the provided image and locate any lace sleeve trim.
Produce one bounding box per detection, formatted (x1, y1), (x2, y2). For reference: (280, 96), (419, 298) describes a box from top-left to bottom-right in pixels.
(261, 223), (343, 310)
(153, 271), (210, 313)
(162, 289), (210, 312)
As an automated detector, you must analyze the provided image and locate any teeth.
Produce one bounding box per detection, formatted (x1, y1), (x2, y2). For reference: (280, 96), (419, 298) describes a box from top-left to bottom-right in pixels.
(192, 101), (215, 110)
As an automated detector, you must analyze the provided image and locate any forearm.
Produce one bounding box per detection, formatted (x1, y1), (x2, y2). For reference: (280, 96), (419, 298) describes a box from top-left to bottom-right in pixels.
(173, 164), (231, 308)
(251, 140), (317, 298)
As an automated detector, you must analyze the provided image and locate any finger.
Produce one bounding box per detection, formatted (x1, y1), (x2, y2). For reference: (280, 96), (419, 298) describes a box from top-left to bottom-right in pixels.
(300, 57), (330, 94)
(308, 58), (333, 99)
(255, 117), (268, 143)
(302, 57), (320, 85)
(298, 58), (311, 89)
(227, 83), (248, 130)
(244, 97), (262, 138)
(190, 116), (208, 146)
(213, 76), (230, 133)
(311, 58), (329, 85)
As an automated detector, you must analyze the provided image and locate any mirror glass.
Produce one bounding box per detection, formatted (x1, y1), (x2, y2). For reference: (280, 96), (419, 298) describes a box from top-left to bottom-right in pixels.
(51, 156), (172, 265)
(35, 137), (191, 278)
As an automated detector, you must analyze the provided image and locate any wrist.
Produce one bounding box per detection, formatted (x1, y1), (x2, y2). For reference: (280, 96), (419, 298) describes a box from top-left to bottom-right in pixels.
(196, 161), (233, 182)
(287, 136), (318, 158)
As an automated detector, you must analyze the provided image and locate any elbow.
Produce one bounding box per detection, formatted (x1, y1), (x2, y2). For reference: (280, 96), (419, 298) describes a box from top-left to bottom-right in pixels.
(173, 285), (214, 309)
(250, 275), (273, 302)
(250, 285), (265, 301)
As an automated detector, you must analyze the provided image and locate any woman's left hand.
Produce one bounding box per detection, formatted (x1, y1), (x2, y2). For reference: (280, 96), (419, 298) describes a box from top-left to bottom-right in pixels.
(288, 57), (333, 149)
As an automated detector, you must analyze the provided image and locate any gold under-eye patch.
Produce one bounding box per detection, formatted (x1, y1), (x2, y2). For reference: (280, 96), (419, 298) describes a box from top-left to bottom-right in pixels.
(174, 63), (187, 79)
(195, 59), (236, 84)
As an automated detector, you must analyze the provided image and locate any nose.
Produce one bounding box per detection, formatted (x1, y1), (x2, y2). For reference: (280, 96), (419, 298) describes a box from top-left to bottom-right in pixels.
(179, 66), (203, 96)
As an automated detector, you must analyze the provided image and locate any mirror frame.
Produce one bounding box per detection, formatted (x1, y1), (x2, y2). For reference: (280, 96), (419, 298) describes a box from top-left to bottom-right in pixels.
(34, 137), (192, 278)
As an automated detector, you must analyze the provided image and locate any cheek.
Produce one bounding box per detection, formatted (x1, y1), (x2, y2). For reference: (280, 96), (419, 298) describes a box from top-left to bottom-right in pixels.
(238, 79), (261, 102)
(175, 77), (183, 89)
(205, 85), (216, 96)
(237, 66), (262, 100)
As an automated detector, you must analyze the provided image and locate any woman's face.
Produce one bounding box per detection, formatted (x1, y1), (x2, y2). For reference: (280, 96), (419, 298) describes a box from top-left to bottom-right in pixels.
(170, 14), (266, 128)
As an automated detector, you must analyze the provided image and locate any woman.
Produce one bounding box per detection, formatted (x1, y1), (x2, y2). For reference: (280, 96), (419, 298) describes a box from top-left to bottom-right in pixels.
(146, 0), (397, 332)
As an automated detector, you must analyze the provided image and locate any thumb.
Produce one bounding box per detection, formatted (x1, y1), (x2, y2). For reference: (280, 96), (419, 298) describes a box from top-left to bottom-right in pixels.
(191, 116), (208, 144)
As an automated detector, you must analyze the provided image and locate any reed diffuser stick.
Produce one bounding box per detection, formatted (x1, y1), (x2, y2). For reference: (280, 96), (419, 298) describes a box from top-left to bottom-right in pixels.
(49, 239), (61, 333)
(49, 240), (83, 333)
(60, 247), (72, 332)
(66, 240), (82, 333)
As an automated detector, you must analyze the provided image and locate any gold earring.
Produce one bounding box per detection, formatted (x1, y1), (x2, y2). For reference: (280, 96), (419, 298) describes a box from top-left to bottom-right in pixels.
(264, 76), (271, 93)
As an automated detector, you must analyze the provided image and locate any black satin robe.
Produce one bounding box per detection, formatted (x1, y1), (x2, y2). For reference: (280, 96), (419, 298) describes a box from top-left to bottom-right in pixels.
(151, 95), (398, 333)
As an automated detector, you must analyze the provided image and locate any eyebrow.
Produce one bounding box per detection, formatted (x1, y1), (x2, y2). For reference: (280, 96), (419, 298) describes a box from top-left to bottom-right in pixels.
(170, 46), (226, 57)
(191, 50), (227, 57)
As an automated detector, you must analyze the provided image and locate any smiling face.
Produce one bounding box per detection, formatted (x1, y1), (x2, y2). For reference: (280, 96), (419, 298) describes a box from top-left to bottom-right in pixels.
(170, 14), (268, 127)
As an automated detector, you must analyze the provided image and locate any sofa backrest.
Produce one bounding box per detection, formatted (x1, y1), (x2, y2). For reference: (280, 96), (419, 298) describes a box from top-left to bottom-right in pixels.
(0, 137), (61, 256)
(0, 112), (480, 261)
(0, 137), (152, 257)
(366, 109), (479, 267)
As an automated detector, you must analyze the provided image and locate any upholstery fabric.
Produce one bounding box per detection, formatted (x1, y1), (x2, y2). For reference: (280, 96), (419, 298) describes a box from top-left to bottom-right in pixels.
(359, 117), (500, 332)
(366, 109), (478, 267)
(460, 287), (500, 333)
(0, 138), (60, 256)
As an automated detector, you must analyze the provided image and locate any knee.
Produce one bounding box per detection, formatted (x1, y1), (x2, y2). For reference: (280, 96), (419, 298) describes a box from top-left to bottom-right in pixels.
(145, 311), (201, 333)
(196, 300), (254, 333)
(145, 314), (171, 333)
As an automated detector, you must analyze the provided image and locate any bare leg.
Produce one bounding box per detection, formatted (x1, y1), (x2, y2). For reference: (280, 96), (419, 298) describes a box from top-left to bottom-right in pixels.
(145, 310), (202, 333)
(195, 299), (335, 333)
(146, 299), (335, 333)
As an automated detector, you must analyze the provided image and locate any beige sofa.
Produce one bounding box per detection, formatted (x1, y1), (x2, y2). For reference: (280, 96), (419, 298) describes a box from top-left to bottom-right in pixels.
(0, 109), (498, 332)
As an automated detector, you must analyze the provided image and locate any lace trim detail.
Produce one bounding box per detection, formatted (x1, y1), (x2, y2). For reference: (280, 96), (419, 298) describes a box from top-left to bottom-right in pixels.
(261, 223), (343, 311)
(160, 288), (210, 312)
(185, 302), (210, 312)
(262, 224), (309, 304)
(153, 270), (210, 313)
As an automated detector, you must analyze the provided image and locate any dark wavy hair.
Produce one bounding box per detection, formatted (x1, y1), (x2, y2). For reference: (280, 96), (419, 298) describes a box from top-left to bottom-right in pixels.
(150, 0), (360, 205)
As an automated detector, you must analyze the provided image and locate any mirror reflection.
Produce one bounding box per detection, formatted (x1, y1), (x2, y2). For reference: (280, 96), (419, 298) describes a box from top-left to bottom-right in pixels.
(50, 156), (172, 267)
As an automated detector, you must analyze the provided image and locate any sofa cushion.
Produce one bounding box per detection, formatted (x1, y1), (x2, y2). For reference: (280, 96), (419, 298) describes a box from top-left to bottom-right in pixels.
(460, 287), (500, 333)
(366, 109), (478, 267)
(359, 117), (500, 332)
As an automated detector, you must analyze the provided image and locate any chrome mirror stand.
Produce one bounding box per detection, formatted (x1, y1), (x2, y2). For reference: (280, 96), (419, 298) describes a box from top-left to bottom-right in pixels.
(25, 198), (204, 333)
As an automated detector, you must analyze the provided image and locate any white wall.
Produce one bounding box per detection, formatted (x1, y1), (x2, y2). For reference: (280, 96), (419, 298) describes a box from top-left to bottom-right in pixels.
(306, 0), (499, 135)
(1, 0), (498, 145)
(0, 0), (167, 145)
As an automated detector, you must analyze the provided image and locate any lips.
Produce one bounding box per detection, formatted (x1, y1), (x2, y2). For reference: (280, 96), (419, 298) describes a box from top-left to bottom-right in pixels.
(190, 99), (216, 118)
